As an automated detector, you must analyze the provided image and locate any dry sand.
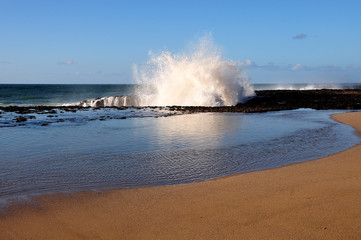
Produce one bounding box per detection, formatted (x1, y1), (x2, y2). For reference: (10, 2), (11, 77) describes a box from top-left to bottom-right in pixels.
(1, 112), (361, 240)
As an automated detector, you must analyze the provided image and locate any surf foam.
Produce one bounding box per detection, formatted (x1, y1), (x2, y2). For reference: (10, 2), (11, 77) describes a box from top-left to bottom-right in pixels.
(133, 35), (254, 106)
(78, 95), (140, 108)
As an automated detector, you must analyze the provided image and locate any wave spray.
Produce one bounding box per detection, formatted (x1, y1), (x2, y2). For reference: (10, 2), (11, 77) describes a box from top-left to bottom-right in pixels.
(133, 35), (254, 106)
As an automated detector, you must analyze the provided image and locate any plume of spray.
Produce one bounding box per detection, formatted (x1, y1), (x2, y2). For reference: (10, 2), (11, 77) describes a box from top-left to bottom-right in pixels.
(133, 35), (254, 106)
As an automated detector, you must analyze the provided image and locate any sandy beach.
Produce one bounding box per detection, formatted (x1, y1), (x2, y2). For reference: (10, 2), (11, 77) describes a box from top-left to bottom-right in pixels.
(1, 111), (361, 240)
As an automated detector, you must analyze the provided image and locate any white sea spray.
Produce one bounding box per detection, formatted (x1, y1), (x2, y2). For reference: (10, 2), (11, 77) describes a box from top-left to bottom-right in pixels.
(133, 35), (254, 106)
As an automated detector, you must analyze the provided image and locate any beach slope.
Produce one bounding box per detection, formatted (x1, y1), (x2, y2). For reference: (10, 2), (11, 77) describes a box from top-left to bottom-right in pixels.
(1, 112), (361, 239)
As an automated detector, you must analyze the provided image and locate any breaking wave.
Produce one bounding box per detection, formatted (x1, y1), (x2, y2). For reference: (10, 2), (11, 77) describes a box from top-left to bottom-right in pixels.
(79, 95), (139, 108)
(133, 35), (254, 106)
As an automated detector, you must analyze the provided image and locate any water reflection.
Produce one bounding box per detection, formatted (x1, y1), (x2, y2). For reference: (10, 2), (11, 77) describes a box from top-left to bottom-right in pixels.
(152, 113), (244, 150)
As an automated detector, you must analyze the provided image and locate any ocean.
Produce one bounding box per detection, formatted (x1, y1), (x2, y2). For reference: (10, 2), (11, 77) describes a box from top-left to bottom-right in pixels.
(0, 84), (137, 106)
(0, 83), (360, 205)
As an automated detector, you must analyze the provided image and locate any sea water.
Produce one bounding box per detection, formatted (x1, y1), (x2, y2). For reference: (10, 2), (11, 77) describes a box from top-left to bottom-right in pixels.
(0, 108), (359, 203)
(0, 84), (137, 106)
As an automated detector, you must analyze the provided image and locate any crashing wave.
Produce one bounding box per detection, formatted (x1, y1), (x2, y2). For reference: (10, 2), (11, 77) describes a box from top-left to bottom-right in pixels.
(133, 34), (254, 106)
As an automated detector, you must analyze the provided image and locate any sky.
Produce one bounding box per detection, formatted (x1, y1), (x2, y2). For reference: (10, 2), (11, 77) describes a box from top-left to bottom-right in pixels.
(1, 0), (361, 84)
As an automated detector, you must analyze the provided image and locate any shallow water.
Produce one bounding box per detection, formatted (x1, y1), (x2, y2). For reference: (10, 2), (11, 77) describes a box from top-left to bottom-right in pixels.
(0, 109), (359, 204)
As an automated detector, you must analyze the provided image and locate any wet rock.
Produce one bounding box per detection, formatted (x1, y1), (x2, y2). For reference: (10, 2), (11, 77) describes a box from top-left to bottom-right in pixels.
(239, 89), (361, 112)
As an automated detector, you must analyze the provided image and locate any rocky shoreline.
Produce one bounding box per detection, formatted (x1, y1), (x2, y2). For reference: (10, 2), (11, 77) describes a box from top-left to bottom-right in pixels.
(175, 89), (361, 113)
(1, 90), (361, 116)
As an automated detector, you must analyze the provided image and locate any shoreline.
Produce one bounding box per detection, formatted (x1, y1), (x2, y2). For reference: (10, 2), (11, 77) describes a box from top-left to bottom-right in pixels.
(1, 111), (361, 239)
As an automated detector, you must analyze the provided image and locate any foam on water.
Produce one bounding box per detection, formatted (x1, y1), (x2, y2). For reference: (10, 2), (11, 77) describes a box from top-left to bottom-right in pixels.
(79, 95), (140, 107)
(133, 35), (255, 106)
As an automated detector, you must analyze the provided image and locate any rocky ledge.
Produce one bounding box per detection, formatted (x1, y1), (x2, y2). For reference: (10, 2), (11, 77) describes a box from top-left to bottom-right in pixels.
(172, 89), (361, 113)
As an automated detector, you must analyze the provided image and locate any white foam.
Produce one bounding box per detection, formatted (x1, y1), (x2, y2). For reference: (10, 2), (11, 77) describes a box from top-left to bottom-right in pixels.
(78, 95), (140, 107)
(271, 84), (343, 90)
(133, 35), (254, 106)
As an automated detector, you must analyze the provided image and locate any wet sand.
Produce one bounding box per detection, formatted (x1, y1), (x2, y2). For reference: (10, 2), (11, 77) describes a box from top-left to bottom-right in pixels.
(1, 111), (361, 239)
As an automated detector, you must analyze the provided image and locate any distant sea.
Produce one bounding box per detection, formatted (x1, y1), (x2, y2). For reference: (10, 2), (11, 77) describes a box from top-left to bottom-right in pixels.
(0, 84), (137, 106)
(1, 83), (361, 106)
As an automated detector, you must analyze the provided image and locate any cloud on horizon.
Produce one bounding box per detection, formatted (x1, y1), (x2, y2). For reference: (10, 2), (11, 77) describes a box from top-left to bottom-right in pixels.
(242, 61), (361, 83)
(240, 59), (256, 67)
(291, 63), (304, 71)
(241, 60), (361, 73)
(58, 60), (75, 65)
(240, 60), (283, 71)
(292, 34), (307, 40)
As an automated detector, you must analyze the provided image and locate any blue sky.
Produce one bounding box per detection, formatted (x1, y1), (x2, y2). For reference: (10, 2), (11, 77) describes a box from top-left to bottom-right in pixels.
(1, 0), (361, 84)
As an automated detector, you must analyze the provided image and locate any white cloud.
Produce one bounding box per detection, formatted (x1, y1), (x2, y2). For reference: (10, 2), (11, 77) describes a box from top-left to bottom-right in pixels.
(291, 63), (303, 71)
(242, 61), (361, 74)
(240, 59), (255, 67)
(241, 60), (282, 71)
